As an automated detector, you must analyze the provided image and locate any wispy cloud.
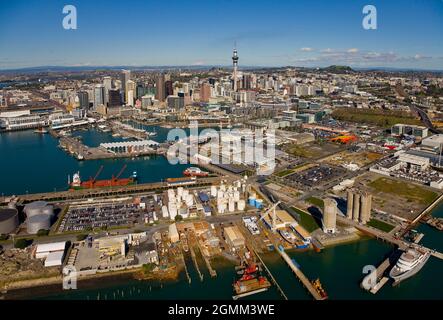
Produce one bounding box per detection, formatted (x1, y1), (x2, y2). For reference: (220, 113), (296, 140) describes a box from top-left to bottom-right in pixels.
(286, 48), (438, 67)
(300, 47), (314, 52)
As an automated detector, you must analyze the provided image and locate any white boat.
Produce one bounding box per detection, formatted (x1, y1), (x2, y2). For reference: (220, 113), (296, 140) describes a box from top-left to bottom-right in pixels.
(278, 229), (297, 245)
(389, 248), (430, 283)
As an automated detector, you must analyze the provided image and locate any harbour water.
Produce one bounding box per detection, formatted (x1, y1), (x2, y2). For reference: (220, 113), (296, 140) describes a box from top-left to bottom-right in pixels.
(1, 128), (442, 300)
(0, 128), (190, 196)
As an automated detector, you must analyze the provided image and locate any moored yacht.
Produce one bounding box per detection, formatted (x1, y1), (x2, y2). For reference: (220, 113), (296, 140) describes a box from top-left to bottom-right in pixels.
(389, 248), (430, 283)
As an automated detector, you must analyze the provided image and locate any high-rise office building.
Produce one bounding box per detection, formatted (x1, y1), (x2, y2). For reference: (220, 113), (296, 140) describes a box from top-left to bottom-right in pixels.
(200, 83), (211, 102)
(77, 91), (89, 110)
(126, 80), (136, 106)
(120, 70), (131, 103)
(165, 80), (173, 97)
(155, 74), (166, 102)
(108, 89), (121, 108)
(94, 84), (105, 109)
(103, 76), (112, 105)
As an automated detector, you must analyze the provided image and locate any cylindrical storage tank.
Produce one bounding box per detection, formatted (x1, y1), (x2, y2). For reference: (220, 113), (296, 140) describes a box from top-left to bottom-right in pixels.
(242, 183), (246, 193)
(217, 190), (224, 200)
(177, 187), (184, 197)
(220, 184), (226, 192)
(182, 189), (189, 199)
(179, 207), (188, 219)
(248, 196), (256, 207)
(41, 205), (54, 218)
(217, 202), (226, 214)
(27, 214), (50, 234)
(24, 201), (48, 218)
(162, 205), (169, 218)
(185, 195), (194, 206)
(255, 199), (263, 209)
(0, 208), (19, 234)
(168, 203), (177, 220)
(233, 191), (240, 202)
(210, 186), (217, 197)
(228, 199), (235, 212)
(237, 200), (246, 211)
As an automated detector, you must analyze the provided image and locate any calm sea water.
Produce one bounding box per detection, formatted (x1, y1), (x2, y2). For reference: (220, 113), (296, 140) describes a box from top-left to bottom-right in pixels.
(1, 129), (442, 300)
(0, 128), (191, 196)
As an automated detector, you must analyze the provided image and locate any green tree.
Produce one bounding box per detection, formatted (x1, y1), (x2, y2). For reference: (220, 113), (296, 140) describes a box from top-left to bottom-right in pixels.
(37, 229), (49, 237)
(174, 215), (183, 222)
(14, 238), (29, 249)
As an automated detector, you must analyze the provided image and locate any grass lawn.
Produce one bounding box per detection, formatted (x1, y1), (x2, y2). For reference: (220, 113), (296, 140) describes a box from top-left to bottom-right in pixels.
(292, 207), (321, 232)
(368, 177), (439, 205)
(275, 169), (294, 177)
(306, 196), (324, 209)
(367, 219), (396, 232)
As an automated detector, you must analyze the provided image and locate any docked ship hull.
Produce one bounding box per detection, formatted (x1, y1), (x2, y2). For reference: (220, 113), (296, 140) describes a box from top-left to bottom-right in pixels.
(389, 251), (430, 283)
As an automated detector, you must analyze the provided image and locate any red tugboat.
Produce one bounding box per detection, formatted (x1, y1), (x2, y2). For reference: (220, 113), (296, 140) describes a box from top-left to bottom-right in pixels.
(311, 278), (328, 299)
(233, 255), (271, 299)
(183, 167), (209, 177)
(69, 165), (137, 190)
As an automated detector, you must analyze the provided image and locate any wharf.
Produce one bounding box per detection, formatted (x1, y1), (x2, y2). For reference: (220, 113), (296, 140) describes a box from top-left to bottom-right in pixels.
(0, 177), (221, 204)
(251, 247), (288, 300)
(276, 246), (326, 300)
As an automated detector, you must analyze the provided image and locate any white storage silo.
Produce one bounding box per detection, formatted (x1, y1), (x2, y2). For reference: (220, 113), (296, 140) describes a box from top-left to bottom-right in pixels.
(0, 208), (19, 234)
(237, 200), (246, 211)
(41, 205), (54, 218)
(24, 201), (48, 218)
(177, 187), (184, 197)
(210, 185), (217, 197)
(162, 205), (169, 218)
(217, 190), (224, 200)
(220, 184), (226, 192)
(27, 214), (51, 234)
(168, 202), (178, 220)
(185, 194), (194, 206)
(233, 191), (240, 202)
(228, 199), (235, 212)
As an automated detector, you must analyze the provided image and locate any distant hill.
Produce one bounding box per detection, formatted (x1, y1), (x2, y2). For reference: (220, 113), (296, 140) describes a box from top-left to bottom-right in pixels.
(320, 65), (354, 73)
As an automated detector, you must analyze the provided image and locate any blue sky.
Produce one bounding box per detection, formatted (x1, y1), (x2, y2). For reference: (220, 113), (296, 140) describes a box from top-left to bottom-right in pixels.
(0, 0), (442, 69)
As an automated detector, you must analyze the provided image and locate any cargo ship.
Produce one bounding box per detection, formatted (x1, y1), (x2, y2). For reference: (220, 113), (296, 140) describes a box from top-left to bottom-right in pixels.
(183, 167), (209, 177)
(69, 165), (137, 190)
(311, 278), (328, 299)
(233, 259), (271, 299)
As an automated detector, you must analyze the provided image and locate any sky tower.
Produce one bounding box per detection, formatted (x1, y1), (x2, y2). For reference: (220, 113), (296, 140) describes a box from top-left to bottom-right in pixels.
(232, 45), (239, 92)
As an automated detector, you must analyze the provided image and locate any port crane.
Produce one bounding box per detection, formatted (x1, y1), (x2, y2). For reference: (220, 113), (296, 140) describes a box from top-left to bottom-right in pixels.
(112, 164), (127, 181)
(259, 201), (281, 232)
(84, 165), (104, 188)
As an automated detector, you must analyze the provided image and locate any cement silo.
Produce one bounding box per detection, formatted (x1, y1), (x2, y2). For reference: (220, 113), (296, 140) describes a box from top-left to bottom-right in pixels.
(27, 214), (51, 234)
(323, 198), (337, 234)
(352, 193), (361, 222)
(346, 190), (354, 219)
(24, 201), (48, 218)
(0, 208), (19, 234)
(360, 192), (372, 224)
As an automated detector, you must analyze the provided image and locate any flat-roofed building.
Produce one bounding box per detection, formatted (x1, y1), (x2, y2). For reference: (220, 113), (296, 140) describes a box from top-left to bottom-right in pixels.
(224, 226), (245, 249)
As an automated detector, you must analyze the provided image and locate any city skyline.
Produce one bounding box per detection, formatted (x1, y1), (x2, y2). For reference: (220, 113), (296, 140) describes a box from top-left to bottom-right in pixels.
(0, 0), (443, 70)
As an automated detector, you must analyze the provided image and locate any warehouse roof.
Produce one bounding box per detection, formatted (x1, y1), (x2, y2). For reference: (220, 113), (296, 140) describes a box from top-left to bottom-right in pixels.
(36, 241), (67, 253)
